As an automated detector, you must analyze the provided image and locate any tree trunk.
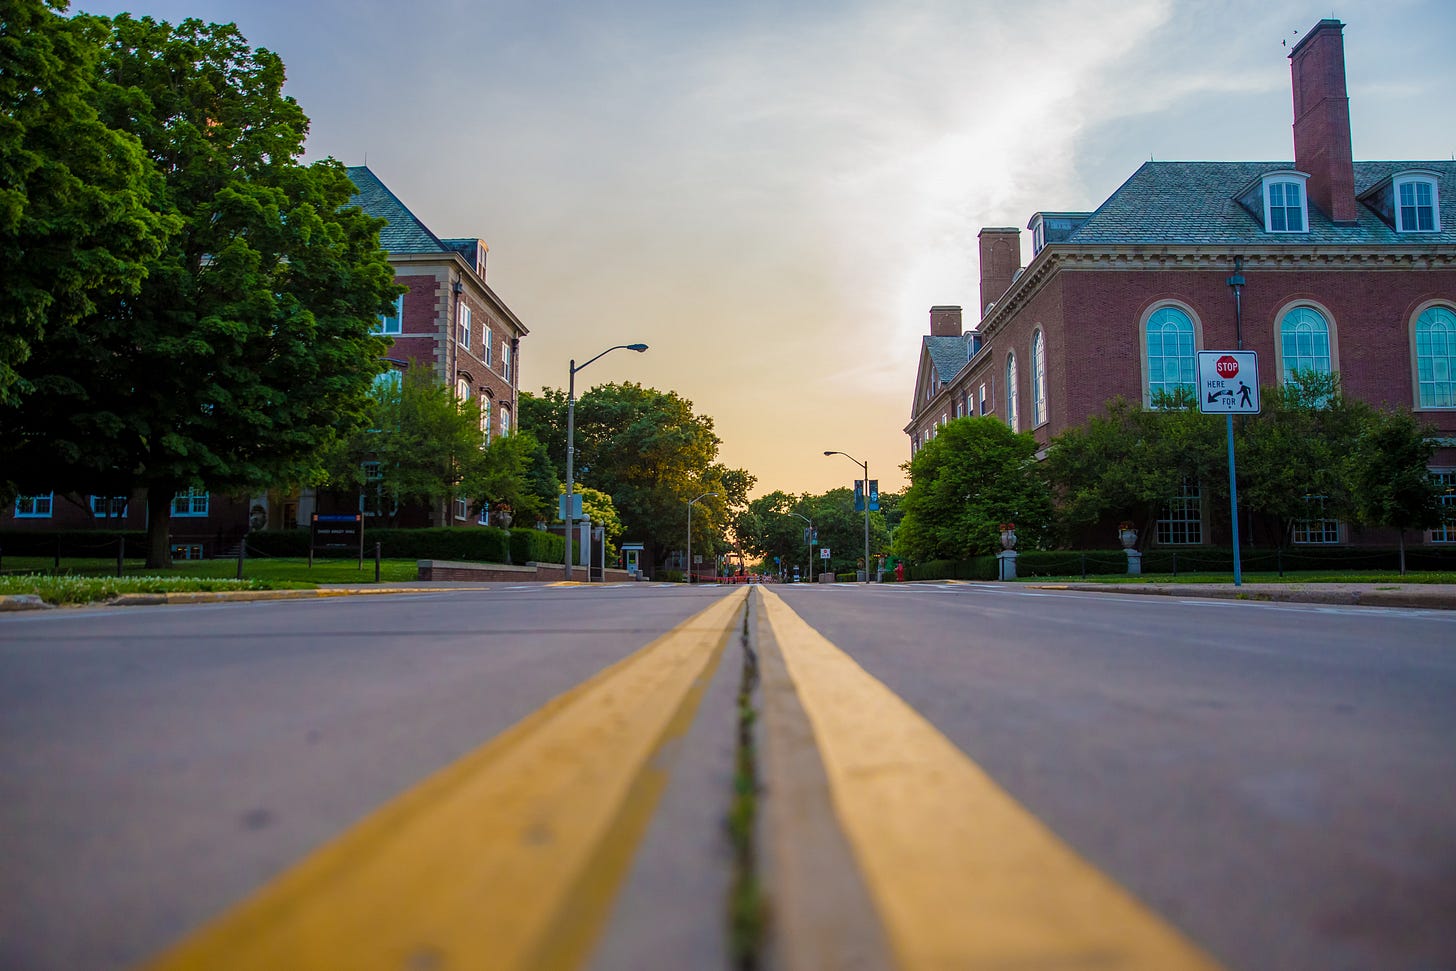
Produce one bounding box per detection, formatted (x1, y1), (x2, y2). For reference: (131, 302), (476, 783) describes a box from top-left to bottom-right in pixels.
(146, 487), (174, 569)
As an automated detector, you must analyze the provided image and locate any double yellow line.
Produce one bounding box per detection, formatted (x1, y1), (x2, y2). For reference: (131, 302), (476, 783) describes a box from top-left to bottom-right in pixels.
(141, 585), (1223, 971)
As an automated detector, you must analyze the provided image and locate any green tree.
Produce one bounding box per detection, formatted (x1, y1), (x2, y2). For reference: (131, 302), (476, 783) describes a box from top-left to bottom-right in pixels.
(0, 14), (398, 566)
(805, 487), (892, 576)
(1349, 407), (1447, 572)
(557, 483), (625, 563)
(0, 0), (171, 406)
(897, 416), (1052, 561)
(477, 430), (557, 527)
(521, 382), (755, 568)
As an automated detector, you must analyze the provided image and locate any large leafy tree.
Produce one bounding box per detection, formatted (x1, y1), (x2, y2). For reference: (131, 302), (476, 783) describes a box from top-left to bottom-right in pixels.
(519, 382), (755, 567)
(0, 14), (398, 566)
(0, 0), (171, 406)
(1349, 407), (1447, 571)
(896, 416), (1053, 561)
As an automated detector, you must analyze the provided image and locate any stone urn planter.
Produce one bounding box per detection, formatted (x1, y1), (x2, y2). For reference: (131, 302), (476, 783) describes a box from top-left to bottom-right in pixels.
(999, 523), (1017, 550)
(1118, 523), (1138, 549)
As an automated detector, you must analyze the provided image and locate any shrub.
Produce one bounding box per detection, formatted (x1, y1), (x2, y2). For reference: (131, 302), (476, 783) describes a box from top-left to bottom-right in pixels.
(246, 526), (564, 564)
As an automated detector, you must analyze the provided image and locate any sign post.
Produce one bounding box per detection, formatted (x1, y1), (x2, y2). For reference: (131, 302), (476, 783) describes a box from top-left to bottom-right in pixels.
(1197, 351), (1260, 586)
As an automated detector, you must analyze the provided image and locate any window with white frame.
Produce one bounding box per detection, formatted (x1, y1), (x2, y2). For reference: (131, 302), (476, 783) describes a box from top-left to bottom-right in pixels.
(483, 327), (493, 367)
(502, 342), (511, 382)
(1279, 306), (1333, 383)
(372, 369), (402, 396)
(454, 496), (470, 520)
(458, 304), (471, 348)
(360, 461), (388, 518)
(374, 294), (403, 335)
(1292, 495), (1340, 544)
(172, 489), (209, 517)
(1414, 305), (1456, 408)
(1263, 175), (1308, 232)
(978, 383), (988, 415)
(90, 495), (128, 518)
(955, 400), (963, 419)
(477, 501), (491, 526)
(480, 395), (492, 442)
(1430, 470), (1455, 543)
(500, 405), (511, 437)
(1156, 480), (1202, 545)
(1145, 305), (1196, 404)
(1394, 175), (1440, 232)
(456, 377), (471, 402)
(1031, 330), (1047, 426)
(14, 493), (53, 518)
(1005, 353), (1019, 430)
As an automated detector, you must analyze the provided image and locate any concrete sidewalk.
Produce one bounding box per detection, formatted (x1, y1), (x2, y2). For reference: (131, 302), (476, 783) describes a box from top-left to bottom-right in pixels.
(1029, 580), (1456, 611)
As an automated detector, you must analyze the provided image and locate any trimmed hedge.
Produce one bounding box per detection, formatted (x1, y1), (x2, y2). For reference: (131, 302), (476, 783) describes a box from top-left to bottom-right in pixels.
(905, 545), (1456, 581)
(247, 527), (563, 565)
(0, 529), (145, 557)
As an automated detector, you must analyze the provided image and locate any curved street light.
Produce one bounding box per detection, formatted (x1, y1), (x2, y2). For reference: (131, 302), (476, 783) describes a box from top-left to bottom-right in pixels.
(824, 450), (871, 583)
(686, 491), (717, 584)
(565, 343), (648, 580)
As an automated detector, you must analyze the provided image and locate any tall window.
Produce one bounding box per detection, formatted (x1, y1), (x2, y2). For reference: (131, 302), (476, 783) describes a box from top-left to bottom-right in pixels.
(372, 369), (402, 396)
(456, 376), (470, 401)
(374, 294), (403, 335)
(1005, 353), (1019, 430)
(502, 342), (512, 383)
(1415, 305), (1456, 408)
(1145, 306), (1196, 404)
(483, 327), (493, 366)
(172, 489), (209, 517)
(458, 305), (471, 348)
(1280, 306), (1332, 383)
(14, 494), (52, 518)
(1030, 330), (1047, 426)
(1156, 480), (1202, 544)
(1431, 470), (1455, 543)
(500, 405), (511, 437)
(481, 396), (492, 442)
(1265, 179), (1306, 232)
(90, 496), (128, 518)
(454, 496), (470, 520)
(1292, 495), (1340, 544)
(360, 461), (387, 518)
(1395, 176), (1439, 232)
(978, 383), (987, 415)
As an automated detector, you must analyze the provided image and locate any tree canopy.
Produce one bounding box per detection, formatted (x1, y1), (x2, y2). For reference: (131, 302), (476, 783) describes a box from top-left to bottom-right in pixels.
(896, 416), (1052, 561)
(0, 12), (399, 565)
(519, 383), (754, 568)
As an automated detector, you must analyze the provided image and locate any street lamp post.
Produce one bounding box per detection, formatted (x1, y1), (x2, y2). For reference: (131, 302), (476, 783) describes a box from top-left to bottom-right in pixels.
(566, 343), (648, 580)
(687, 491), (717, 584)
(789, 511), (814, 583)
(824, 450), (870, 584)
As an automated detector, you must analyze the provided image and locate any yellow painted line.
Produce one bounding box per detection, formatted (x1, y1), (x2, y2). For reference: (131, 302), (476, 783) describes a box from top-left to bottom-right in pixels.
(755, 586), (1226, 970)
(140, 586), (748, 971)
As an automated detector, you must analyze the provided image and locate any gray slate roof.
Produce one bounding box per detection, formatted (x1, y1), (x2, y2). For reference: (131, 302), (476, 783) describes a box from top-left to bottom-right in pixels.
(346, 166), (450, 254)
(1067, 161), (1456, 246)
(925, 334), (973, 382)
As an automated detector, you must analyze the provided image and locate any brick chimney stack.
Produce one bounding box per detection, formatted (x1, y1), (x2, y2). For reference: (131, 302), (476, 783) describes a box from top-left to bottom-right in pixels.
(1290, 19), (1357, 224)
(978, 228), (1022, 318)
(929, 305), (962, 337)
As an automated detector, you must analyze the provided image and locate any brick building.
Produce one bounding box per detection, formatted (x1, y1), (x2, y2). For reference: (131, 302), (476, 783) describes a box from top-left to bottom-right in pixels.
(906, 19), (1456, 549)
(5, 166), (530, 550)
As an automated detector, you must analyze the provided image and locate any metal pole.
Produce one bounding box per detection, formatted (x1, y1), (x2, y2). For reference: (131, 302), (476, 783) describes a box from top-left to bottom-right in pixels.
(565, 360), (575, 581)
(687, 500), (692, 584)
(1227, 413), (1242, 586)
(375, 541), (382, 583)
(117, 536), (125, 578)
(236, 532), (246, 580)
(862, 459), (870, 584)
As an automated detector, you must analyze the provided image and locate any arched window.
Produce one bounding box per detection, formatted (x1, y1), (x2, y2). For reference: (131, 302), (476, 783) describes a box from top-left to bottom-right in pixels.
(1279, 306), (1332, 383)
(456, 376), (470, 401)
(1030, 330), (1047, 426)
(1005, 352), (1019, 431)
(1145, 305), (1196, 404)
(1415, 305), (1456, 408)
(481, 394), (492, 441)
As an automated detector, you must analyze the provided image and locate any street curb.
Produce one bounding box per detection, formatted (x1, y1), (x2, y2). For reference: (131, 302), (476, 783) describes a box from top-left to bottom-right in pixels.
(0, 594), (51, 612)
(1032, 583), (1456, 611)
(107, 587), (481, 607)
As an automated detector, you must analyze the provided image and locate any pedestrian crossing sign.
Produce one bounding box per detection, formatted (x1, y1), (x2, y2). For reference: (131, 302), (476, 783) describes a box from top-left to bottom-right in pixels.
(1196, 351), (1260, 414)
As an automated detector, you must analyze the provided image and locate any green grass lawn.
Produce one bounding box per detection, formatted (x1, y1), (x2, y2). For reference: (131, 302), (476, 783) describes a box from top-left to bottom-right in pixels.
(1021, 570), (1456, 585)
(0, 556), (422, 604)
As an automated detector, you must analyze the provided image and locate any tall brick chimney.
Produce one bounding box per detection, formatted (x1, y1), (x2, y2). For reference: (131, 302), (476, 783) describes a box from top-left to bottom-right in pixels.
(978, 228), (1021, 317)
(929, 305), (962, 337)
(1290, 19), (1357, 224)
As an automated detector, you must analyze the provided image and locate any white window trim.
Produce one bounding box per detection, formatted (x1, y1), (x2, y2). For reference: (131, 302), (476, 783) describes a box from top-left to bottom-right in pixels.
(1292, 495), (1341, 545)
(375, 294), (403, 335)
(1274, 300), (1339, 385)
(454, 496), (470, 521)
(1411, 301), (1456, 410)
(15, 493), (53, 518)
(502, 342), (512, 383)
(483, 326), (493, 367)
(1393, 172), (1442, 233)
(1430, 469), (1455, 543)
(458, 304), (472, 348)
(1031, 328), (1047, 428)
(500, 405), (512, 437)
(1005, 352), (1019, 431)
(1156, 480), (1203, 545)
(90, 495), (128, 518)
(1261, 171), (1310, 233)
(1139, 301), (1203, 408)
(172, 489), (209, 517)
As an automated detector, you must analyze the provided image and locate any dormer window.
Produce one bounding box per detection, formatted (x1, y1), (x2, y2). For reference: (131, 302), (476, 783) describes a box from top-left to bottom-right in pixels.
(1394, 175), (1440, 232)
(1263, 174), (1308, 232)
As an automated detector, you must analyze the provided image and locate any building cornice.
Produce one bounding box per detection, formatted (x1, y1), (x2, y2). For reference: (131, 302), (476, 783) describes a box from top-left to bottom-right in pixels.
(388, 251), (531, 336)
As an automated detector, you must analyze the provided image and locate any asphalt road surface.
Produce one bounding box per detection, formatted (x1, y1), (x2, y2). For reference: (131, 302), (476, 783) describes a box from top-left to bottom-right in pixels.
(1, 581), (1452, 971)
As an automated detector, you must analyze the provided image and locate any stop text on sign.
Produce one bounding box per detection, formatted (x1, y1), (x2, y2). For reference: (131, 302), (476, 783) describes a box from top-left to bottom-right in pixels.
(1216, 355), (1240, 379)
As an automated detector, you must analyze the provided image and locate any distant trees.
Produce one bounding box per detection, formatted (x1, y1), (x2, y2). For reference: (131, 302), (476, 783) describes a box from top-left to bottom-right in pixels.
(733, 488), (891, 577)
(520, 384), (755, 569)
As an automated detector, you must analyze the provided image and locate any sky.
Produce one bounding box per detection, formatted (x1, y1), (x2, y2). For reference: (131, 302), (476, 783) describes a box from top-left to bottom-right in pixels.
(72, 0), (1456, 497)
